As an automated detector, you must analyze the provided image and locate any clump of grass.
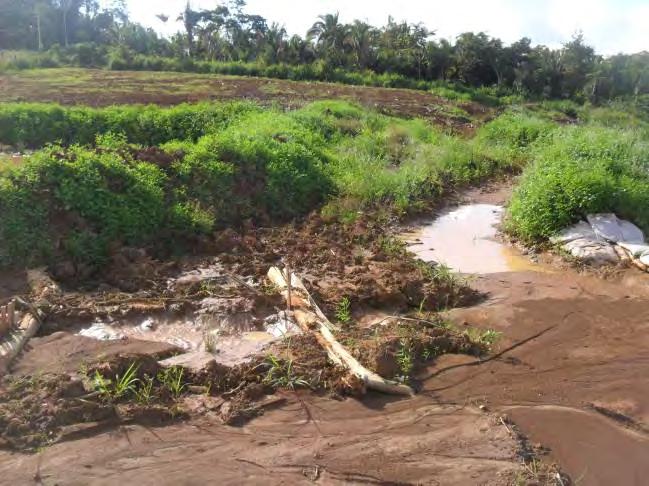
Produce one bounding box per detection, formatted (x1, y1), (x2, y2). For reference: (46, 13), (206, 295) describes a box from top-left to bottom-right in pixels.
(93, 362), (140, 401)
(335, 296), (352, 324)
(157, 366), (186, 399)
(262, 354), (311, 390)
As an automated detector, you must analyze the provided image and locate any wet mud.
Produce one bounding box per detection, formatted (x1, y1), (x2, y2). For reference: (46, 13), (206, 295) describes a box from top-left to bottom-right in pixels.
(1, 181), (648, 484)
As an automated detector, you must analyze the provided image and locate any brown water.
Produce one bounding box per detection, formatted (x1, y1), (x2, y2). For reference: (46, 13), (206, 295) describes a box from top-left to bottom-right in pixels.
(401, 204), (548, 274)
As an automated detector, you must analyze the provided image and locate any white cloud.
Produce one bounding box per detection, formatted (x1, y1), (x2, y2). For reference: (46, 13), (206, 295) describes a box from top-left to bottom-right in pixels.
(126, 0), (649, 54)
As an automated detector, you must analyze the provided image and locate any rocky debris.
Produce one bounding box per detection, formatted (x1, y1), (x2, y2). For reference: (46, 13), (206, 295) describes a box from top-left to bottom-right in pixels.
(552, 213), (649, 270)
(170, 263), (229, 290)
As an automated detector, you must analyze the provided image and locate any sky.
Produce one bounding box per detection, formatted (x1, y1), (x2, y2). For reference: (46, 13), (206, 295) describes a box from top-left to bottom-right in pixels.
(125, 0), (649, 55)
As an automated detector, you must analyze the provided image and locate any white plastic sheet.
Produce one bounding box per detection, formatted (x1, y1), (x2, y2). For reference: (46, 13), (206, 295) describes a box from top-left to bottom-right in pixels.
(550, 221), (596, 244)
(587, 213), (645, 244)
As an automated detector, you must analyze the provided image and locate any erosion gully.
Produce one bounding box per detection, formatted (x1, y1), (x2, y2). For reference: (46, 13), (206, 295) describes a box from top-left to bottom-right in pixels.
(1, 182), (648, 485)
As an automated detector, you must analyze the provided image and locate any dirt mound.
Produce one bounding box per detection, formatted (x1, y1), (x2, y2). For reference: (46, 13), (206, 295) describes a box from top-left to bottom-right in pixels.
(219, 214), (480, 317)
(340, 317), (492, 382)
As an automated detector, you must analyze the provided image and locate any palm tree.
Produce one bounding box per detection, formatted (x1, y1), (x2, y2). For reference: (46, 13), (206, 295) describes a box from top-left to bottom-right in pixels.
(347, 21), (376, 69)
(307, 13), (349, 66)
(177, 1), (202, 55)
(264, 23), (287, 64)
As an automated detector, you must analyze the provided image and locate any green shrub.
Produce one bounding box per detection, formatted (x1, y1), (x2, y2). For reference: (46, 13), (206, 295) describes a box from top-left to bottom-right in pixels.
(0, 101), (531, 269)
(175, 111), (332, 221)
(506, 125), (649, 242)
(0, 101), (260, 148)
(475, 110), (556, 167)
(0, 144), (169, 266)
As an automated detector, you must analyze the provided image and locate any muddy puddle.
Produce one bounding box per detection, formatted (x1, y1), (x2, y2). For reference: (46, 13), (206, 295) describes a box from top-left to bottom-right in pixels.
(401, 204), (548, 274)
(73, 262), (302, 366)
(77, 311), (301, 366)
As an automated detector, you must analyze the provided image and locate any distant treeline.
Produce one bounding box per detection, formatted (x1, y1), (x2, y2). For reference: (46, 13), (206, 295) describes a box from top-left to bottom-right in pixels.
(1, 0), (648, 103)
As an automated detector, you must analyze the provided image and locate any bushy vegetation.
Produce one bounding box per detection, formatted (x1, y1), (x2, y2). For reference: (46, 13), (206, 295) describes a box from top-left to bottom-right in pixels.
(2, 94), (647, 269)
(0, 100), (520, 268)
(0, 101), (259, 148)
(506, 114), (649, 242)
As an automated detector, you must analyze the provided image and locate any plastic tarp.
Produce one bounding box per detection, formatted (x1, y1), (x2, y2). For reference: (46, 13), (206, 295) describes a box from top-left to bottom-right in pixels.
(587, 213), (645, 244)
(550, 221), (596, 244)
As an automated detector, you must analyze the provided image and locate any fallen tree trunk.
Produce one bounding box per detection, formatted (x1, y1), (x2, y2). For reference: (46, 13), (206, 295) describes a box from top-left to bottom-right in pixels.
(267, 266), (414, 396)
(0, 306), (41, 376)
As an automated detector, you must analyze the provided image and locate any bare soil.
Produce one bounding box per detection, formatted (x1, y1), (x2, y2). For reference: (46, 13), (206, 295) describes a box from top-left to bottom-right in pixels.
(1, 182), (648, 484)
(0, 68), (494, 131)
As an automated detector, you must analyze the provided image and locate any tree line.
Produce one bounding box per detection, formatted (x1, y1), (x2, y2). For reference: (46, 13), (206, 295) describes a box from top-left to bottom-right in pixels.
(1, 0), (648, 102)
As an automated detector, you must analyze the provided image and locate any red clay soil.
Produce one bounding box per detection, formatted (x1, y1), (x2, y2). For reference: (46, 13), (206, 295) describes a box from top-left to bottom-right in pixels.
(432, 269), (649, 486)
(0, 393), (524, 485)
(2, 183), (649, 484)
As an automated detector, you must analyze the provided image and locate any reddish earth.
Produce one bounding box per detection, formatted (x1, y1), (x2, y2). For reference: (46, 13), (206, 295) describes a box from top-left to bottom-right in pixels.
(0, 393), (523, 485)
(0, 68), (493, 130)
(434, 269), (649, 485)
(1, 182), (648, 484)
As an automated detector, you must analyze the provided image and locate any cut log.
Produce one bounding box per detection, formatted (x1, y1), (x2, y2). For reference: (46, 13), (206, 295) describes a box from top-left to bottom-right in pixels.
(613, 245), (631, 263)
(267, 266), (414, 396)
(0, 309), (41, 376)
(0, 301), (15, 337)
(615, 245), (649, 272)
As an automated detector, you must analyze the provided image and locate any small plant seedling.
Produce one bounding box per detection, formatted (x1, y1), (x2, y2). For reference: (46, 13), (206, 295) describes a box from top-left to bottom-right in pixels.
(335, 296), (352, 324)
(134, 374), (155, 405)
(93, 361), (140, 401)
(157, 366), (186, 399)
(113, 362), (140, 399)
(203, 328), (218, 353)
(92, 370), (111, 399)
(396, 339), (414, 380)
(263, 354), (310, 390)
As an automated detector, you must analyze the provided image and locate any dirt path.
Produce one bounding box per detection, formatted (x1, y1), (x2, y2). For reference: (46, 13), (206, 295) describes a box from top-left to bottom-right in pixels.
(1, 393), (523, 485)
(432, 269), (649, 485)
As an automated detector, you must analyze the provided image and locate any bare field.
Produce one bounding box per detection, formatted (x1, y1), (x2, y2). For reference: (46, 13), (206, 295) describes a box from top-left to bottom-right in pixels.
(0, 68), (492, 131)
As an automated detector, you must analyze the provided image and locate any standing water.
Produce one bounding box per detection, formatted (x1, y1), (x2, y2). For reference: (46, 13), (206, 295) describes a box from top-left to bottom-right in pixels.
(401, 204), (546, 274)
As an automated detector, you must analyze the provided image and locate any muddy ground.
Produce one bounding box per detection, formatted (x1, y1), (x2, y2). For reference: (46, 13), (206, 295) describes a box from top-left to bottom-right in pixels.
(1, 182), (648, 485)
(0, 68), (493, 131)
